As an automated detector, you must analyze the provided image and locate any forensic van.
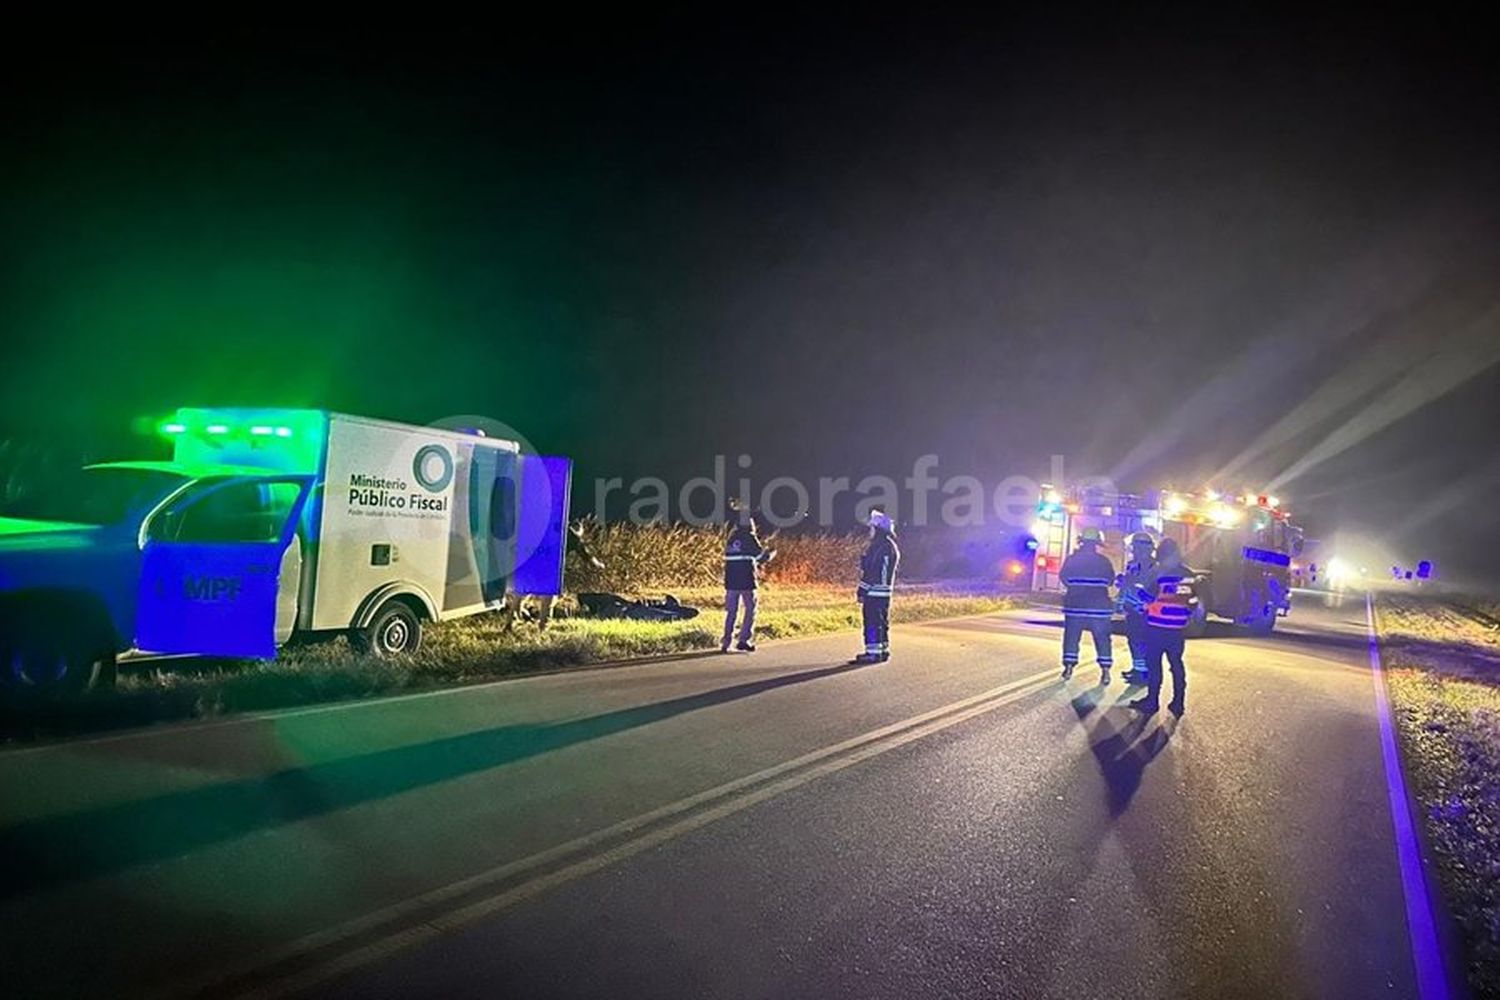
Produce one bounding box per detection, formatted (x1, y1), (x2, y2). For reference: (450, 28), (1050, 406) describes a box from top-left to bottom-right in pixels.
(0, 408), (573, 694)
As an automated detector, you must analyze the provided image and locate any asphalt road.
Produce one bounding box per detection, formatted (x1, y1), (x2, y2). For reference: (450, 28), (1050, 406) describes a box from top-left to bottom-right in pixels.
(0, 593), (1432, 999)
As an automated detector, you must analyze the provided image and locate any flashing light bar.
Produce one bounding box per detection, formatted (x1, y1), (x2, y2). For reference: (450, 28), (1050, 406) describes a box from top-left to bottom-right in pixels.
(159, 421), (298, 440)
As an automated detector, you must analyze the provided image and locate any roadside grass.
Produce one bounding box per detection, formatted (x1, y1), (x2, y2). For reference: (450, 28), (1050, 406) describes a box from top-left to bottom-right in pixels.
(1378, 593), (1500, 998)
(1, 584), (1017, 742)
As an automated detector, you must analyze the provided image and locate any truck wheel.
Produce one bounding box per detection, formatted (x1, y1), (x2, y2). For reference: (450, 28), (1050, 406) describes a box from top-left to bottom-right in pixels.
(1248, 611), (1277, 635)
(1183, 605), (1208, 638)
(1, 627), (113, 698)
(352, 601), (422, 658)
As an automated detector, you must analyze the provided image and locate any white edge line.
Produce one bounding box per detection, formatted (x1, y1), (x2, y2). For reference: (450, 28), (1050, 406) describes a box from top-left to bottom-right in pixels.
(1365, 590), (1451, 1000)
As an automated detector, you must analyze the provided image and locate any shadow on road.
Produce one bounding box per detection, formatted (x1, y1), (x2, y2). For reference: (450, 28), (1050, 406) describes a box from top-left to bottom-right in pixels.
(1070, 689), (1174, 816)
(0, 660), (867, 899)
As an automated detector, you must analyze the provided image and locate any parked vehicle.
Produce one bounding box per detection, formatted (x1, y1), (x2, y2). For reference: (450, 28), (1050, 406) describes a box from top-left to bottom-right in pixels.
(0, 408), (572, 694)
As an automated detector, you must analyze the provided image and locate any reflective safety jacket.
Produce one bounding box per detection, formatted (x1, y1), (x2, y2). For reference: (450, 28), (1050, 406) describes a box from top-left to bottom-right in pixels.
(1116, 557), (1156, 615)
(1134, 565), (1196, 629)
(723, 527), (770, 590)
(1059, 548), (1115, 618)
(858, 531), (900, 599)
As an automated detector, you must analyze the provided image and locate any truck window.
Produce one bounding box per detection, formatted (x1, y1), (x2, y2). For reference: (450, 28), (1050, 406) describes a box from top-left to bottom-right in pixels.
(151, 481), (302, 544)
(1, 467), (186, 526)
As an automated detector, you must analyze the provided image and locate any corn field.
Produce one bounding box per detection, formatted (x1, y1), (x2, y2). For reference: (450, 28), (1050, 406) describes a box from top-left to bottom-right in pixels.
(565, 521), (871, 593)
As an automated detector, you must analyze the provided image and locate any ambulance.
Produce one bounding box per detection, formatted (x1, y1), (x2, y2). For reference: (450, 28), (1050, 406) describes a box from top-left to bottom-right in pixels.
(1029, 484), (1304, 635)
(0, 408), (572, 693)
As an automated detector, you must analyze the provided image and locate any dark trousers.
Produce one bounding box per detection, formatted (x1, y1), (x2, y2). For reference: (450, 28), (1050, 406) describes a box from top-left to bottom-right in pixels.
(1124, 612), (1148, 673)
(1145, 626), (1187, 706)
(862, 596), (890, 656)
(1062, 614), (1114, 669)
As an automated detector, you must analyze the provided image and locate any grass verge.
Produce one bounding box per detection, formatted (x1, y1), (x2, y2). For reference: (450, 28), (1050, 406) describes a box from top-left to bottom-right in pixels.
(1378, 593), (1500, 998)
(1, 584), (1016, 744)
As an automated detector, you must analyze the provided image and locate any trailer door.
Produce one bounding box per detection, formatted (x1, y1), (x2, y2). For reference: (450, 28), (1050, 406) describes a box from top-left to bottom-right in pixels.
(512, 456), (572, 597)
(136, 476), (313, 658)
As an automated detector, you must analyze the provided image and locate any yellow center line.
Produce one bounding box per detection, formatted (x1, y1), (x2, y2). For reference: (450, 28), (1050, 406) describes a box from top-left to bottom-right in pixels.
(180, 666), (1059, 1000)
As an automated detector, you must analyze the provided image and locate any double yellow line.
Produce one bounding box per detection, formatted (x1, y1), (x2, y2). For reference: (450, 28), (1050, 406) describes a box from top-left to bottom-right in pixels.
(182, 666), (1058, 1000)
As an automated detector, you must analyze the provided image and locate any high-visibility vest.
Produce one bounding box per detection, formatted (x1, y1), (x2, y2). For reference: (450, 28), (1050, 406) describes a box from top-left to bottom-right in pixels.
(1142, 573), (1194, 629)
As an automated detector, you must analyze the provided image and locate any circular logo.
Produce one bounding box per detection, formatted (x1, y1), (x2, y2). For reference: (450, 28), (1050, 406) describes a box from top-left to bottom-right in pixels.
(412, 444), (454, 493)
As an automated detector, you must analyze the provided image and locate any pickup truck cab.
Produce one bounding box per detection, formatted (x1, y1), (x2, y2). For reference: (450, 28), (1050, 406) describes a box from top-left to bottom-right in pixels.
(0, 460), (311, 694)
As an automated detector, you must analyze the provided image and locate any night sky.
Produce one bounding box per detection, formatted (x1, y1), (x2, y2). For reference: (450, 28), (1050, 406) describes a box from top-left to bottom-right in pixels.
(4, 16), (1498, 582)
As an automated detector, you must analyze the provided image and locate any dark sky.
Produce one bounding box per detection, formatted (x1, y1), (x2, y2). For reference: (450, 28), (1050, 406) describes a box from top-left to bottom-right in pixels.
(3, 15), (1498, 582)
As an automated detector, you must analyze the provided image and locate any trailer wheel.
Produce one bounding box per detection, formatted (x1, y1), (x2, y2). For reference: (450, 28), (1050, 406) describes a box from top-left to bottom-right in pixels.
(352, 600), (423, 658)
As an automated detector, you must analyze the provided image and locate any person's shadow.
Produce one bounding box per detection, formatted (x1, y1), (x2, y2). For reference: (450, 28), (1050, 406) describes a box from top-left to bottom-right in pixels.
(1070, 689), (1174, 816)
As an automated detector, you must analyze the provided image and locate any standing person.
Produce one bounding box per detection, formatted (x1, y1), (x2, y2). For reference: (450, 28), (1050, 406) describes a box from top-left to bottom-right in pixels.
(1129, 536), (1194, 716)
(1059, 527), (1116, 683)
(851, 509), (900, 664)
(722, 514), (775, 652)
(1116, 532), (1157, 685)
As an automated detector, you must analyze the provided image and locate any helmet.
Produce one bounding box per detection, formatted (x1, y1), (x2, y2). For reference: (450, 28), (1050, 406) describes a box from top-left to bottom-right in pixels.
(1129, 531), (1155, 548)
(1078, 527), (1105, 545)
(868, 509), (893, 533)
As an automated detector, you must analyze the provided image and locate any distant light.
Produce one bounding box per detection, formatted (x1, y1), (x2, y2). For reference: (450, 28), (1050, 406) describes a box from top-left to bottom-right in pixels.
(1005, 559), (1024, 577)
(1267, 495), (1280, 508)
(274, 426), (293, 438)
(206, 424), (229, 435)
(1203, 488), (1219, 501)
(1035, 555), (1047, 568)
(1030, 519), (1049, 539)
(1211, 504), (1243, 528)
(1099, 505), (1113, 516)
(250, 425), (274, 436)
(1165, 495), (1188, 516)
(1044, 488), (1062, 505)
(161, 422), (187, 435)
(1065, 503), (1080, 514)
(1327, 557), (1350, 582)
(1024, 536), (1040, 552)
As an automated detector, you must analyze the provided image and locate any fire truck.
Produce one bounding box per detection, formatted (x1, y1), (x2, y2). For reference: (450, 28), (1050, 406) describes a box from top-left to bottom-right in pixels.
(1030, 484), (1304, 635)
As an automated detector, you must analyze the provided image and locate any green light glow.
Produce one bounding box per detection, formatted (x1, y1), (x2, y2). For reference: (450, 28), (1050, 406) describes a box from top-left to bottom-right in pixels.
(161, 422), (187, 435)
(0, 517), (98, 538)
(170, 408), (326, 474)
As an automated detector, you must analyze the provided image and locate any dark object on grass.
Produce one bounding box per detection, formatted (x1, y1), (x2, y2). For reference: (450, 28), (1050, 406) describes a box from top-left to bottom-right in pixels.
(576, 592), (700, 622)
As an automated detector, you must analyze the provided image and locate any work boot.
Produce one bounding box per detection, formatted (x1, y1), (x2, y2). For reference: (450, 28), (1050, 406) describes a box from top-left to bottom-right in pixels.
(879, 652), (891, 662)
(1061, 663), (1075, 681)
(719, 641), (731, 654)
(1129, 697), (1160, 714)
(1122, 669), (1149, 686)
(1099, 668), (1111, 686)
(1168, 698), (1185, 717)
(850, 652), (881, 665)
(736, 641), (756, 653)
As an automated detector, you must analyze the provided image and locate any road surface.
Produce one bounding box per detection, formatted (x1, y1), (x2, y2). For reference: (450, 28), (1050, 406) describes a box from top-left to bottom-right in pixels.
(0, 594), (1442, 999)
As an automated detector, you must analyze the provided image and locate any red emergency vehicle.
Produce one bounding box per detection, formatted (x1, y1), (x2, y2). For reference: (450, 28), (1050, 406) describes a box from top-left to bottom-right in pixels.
(1030, 485), (1304, 635)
